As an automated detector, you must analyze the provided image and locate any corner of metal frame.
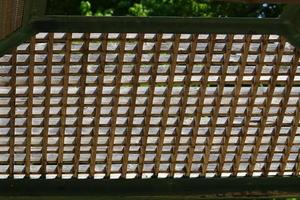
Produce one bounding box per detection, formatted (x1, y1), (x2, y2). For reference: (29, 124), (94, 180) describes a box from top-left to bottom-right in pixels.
(0, 0), (47, 56)
(280, 5), (300, 49)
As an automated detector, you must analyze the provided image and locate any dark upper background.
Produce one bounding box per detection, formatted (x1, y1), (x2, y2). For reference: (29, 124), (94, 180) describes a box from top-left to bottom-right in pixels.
(46, 0), (283, 18)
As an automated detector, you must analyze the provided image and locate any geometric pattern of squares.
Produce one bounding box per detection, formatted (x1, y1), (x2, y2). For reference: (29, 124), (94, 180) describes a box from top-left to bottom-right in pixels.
(0, 32), (299, 179)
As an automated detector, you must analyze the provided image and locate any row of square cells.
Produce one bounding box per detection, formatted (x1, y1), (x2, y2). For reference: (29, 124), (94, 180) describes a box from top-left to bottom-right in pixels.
(0, 106), (297, 121)
(0, 75), (296, 88)
(2, 53), (295, 64)
(0, 171), (295, 179)
(0, 143), (298, 157)
(0, 115), (296, 126)
(0, 62), (298, 75)
(0, 85), (299, 96)
(32, 33), (283, 41)
(0, 134), (296, 146)
(2, 152), (297, 165)
(16, 39), (295, 53)
(0, 157), (295, 171)
(0, 126), (296, 138)
(0, 96), (298, 108)
(0, 151), (293, 165)
(0, 75), (297, 88)
(0, 104), (286, 114)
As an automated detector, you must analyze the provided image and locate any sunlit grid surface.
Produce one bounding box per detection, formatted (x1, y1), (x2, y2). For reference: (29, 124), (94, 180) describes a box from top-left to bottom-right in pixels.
(0, 0), (24, 40)
(0, 32), (299, 179)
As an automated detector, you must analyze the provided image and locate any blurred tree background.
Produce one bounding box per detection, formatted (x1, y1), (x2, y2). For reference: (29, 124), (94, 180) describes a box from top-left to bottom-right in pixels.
(46, 0), (283, 17)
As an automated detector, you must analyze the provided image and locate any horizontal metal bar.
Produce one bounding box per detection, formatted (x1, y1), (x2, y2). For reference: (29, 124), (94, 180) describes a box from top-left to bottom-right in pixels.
(0, 195), (296, 200)
(32, 16), (285, 34)
(0, 177), (300, 198)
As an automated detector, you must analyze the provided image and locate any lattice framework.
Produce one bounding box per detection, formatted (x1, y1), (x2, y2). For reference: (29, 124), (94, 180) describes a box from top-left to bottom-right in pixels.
(0, 32), (299, 179)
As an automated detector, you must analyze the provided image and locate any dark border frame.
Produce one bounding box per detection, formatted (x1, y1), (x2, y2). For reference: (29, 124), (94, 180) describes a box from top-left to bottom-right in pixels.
(1, 177), (300, 199)
(0, 1), (300, 56)
(1, 1), (300, 199)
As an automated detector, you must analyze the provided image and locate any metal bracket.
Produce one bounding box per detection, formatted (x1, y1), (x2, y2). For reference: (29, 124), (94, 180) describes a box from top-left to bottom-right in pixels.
(280, 5), (300, 49)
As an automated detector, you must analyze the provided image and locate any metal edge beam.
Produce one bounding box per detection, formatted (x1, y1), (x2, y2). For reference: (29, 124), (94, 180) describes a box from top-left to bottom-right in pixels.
(2, 1), (300, 57)
(0, 14), (286, 57)
(31, 15), (300, 49)
(0, 196), (296, 200)
(0, 23), (36, 57)
(279, 5), (300, 49)
(0, 3), (299, 200)
(31, 15), (285, 34)
(0, 177), (299, 198)
(0, 5), (298, 57)
(23, 0), (47, 25)
(0, 196), (295, 200)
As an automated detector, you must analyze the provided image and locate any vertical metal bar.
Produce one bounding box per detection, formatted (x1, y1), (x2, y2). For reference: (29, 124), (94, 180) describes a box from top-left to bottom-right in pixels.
(170, 34), (198, 177)
(89, 33), (108, 177)
(215, 34), (234, 176)
(138, 34), (162, 177)
(41, 33), (53, 176)
(185, 34), (216, 176)
(199, 34), (217, 175)
(73, 33), (90, 178)
(57, 33), (72, 178)
(121, 33), (144, 178)
(9, 49), (17, 177)
(25, 36), (36, 177)
(296, 146), (300, 175)
(154, 34), (180, 177)
(106, 33), (126, 177)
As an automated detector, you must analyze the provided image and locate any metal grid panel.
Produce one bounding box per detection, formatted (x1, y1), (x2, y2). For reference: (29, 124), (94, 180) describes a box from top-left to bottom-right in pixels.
(0, 32), (299, 179)
(0, 0), (25, 40)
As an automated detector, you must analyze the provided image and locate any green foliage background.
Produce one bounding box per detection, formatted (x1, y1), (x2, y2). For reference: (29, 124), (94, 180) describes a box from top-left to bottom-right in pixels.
(46, 0), (283, 17)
